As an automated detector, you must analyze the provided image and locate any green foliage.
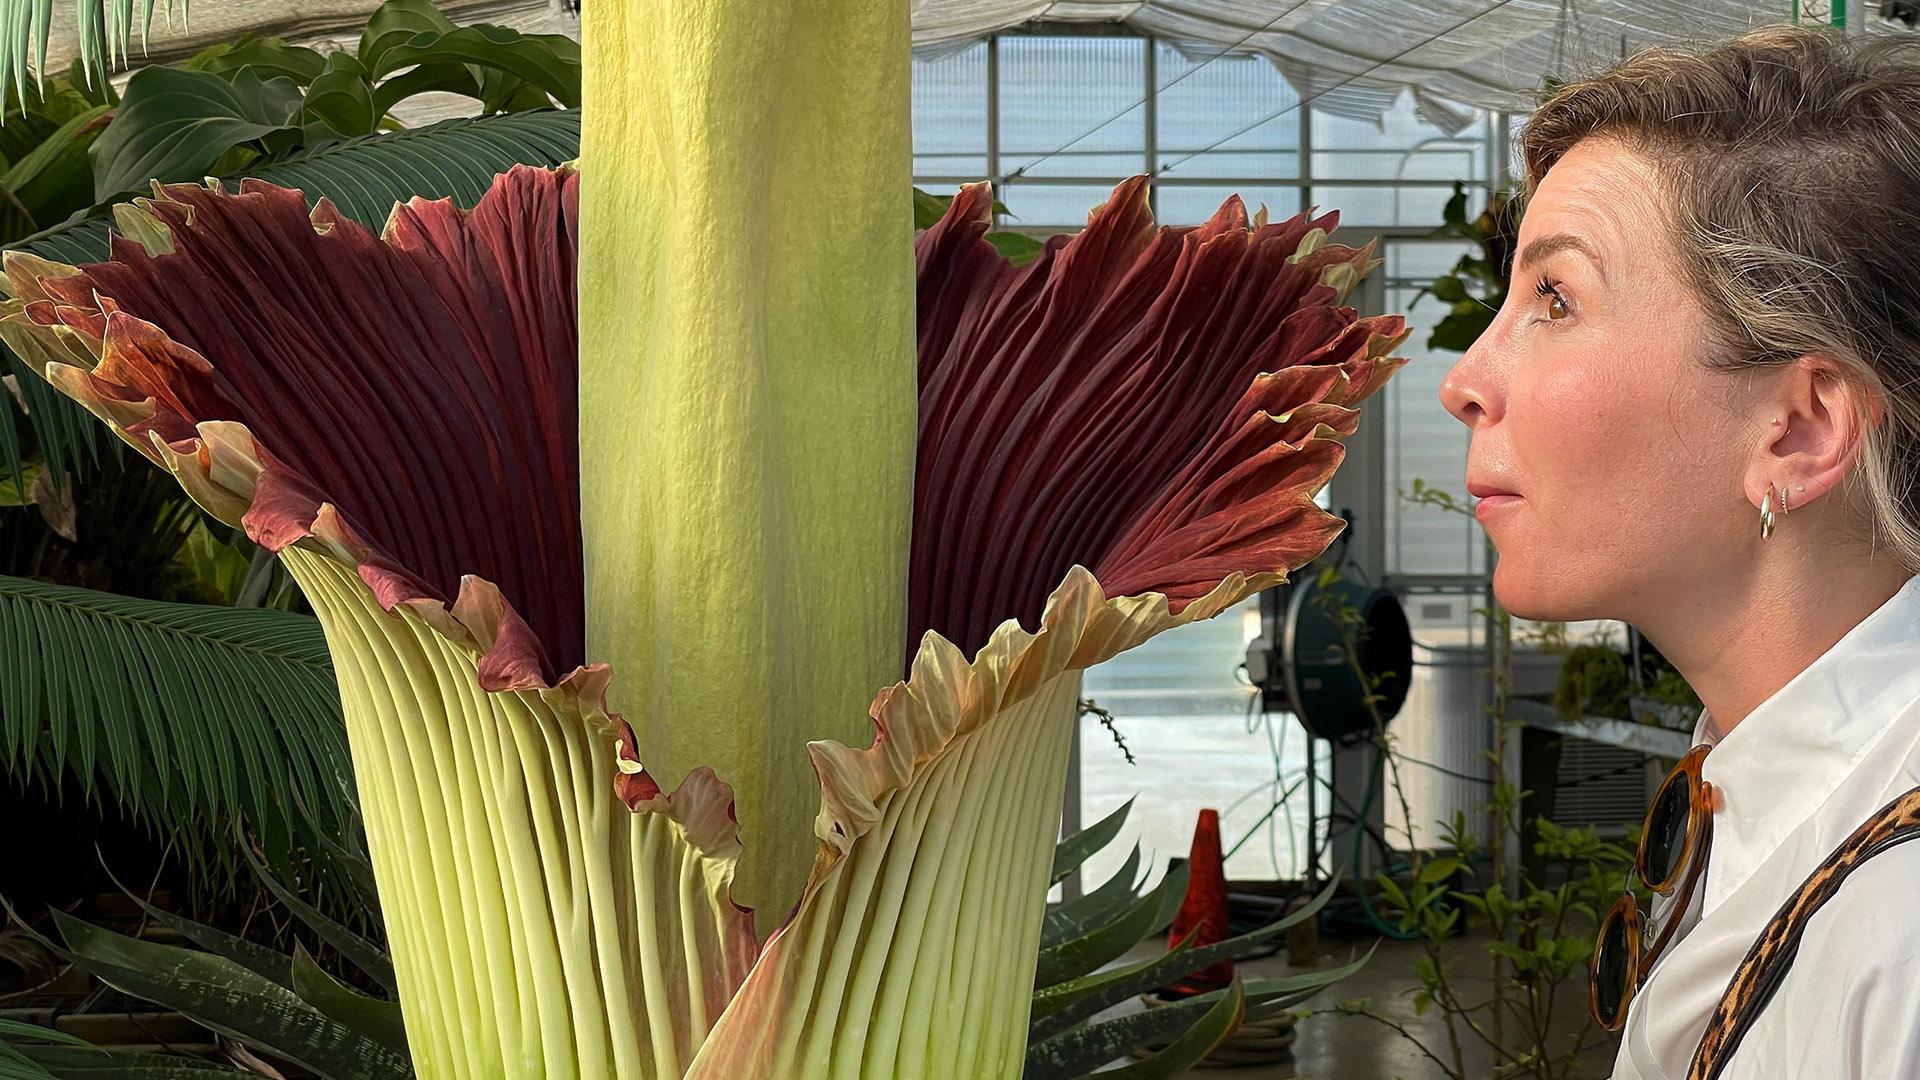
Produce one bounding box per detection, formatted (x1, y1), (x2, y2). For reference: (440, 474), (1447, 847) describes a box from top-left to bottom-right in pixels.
(0, 574), (351, 887)
(90, 0), (580, 203)
(0, 796), (1368, 1080)
(1024, 815), (1367, 1078)
(1411, 181), (1521, 354)
(1550, 643), (1633, 721)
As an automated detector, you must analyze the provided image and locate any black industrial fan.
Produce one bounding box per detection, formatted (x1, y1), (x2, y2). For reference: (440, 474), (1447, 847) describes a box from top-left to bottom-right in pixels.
(1243, 561), (1413, 742)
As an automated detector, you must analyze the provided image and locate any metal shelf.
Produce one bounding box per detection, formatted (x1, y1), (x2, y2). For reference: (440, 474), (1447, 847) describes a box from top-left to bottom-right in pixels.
(1506, 698), (1693, 760)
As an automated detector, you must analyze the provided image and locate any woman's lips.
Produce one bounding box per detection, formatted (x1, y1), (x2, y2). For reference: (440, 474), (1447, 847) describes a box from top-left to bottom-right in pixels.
(1473, 494), (1522, 521)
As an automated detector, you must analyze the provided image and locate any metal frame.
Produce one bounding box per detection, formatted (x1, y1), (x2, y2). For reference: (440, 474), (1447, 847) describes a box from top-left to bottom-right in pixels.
(912, 25), (1494, 232)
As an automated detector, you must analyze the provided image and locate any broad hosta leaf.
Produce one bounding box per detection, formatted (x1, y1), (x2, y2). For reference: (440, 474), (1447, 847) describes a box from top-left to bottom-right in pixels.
(301, 55), (378, 141)
(0, 574), (350, 880)
(89, 66), (303, 202)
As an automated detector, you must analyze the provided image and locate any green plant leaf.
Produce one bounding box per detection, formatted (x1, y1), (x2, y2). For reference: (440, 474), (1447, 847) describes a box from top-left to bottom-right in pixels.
(1051, 797), (1132, 885)
(357, 0), (458, 76)
(89, 65), (303, 202)
(42, 910), (410, 1080)
(1033, 869), (1178, 990)
(1042, 845), (1142, 949)
(184, 35), (330, 86)
(291, 944), (407, 1056)
(301, 54), (377, 140)
(1030, 877), (1344, 1041)
(986, 230), (1045, 265)
(0, 103), (109, 229)
(1023, 980), (1243, 1080)
(0, 575), (351, 885)
(371, 24), (580, 109)
(100, 860), (295, 989)
(239, 831), (396, 994)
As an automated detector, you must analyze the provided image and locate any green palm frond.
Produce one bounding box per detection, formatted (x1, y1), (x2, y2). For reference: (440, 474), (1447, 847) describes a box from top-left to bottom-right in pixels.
(0, 573), (350, 882)
(3, 106), (581, 483)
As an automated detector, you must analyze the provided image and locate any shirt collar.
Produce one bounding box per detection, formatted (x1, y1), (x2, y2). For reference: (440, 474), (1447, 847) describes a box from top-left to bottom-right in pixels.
(1692, 571), (1920, 912)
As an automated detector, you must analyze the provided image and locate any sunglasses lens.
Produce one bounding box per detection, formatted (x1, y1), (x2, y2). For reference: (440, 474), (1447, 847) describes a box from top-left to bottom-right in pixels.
(1593, 903), (1632, 1027)
(1642, 767), (1692, 890)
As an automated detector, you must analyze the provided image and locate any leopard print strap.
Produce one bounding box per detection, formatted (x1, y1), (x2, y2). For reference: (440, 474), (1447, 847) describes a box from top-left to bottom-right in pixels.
(1686, 784), (1920, 1080)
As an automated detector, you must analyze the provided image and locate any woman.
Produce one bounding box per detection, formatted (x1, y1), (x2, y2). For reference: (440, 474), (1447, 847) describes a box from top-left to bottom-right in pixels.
(1441, 25), (1920, 1080)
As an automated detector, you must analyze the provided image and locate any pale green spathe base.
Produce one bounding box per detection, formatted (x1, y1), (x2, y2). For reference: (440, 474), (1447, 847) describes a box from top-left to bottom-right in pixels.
(686, 670), (1082, 1078)
(286, 549), (747, 1080)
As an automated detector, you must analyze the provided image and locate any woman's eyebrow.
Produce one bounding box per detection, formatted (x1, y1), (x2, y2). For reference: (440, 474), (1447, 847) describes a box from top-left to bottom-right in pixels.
(1514, 232), (1609, 285)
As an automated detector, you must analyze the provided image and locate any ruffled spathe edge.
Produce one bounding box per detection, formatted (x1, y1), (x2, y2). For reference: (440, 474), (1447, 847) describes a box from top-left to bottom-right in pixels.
(0, 171), (752, 890)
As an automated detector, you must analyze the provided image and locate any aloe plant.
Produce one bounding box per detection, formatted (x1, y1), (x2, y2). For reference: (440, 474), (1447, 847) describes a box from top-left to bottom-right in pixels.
(0, 0), (1408, 1076)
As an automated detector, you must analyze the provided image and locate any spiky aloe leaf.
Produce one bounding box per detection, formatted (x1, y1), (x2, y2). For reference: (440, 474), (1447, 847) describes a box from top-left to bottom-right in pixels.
(1030, 878), (1346, 1039)
(1043, 845), (1144, 948)
(1051, 797), (1133, 885)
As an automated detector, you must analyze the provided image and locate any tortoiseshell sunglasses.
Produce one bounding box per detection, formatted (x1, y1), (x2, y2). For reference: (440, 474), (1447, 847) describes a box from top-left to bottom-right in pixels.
(1590, 744), (1713, 1030)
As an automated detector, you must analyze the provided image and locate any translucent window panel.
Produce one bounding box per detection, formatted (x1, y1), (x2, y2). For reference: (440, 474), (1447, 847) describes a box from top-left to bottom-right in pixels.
(1076, 595), (1326, 886)
(1312, 143), (1483, 183)
(1382, 282), (1486, 576)
(998, 35), (1147, 179)
(997, 183), (1132, 230)
(1154, 43), (1301, 181)
(911, 42), (988, 179)
(1155, 184), (1301, 226)
(1311, 89), (1490, 182)
(1310, 184), (1479, 229)
(1386, 239), (1482, 286)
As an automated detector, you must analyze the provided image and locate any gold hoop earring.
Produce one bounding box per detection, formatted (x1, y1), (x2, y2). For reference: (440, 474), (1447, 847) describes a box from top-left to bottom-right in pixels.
(1761, 486), (1777, 540)
(1779, 484), (1790, 515)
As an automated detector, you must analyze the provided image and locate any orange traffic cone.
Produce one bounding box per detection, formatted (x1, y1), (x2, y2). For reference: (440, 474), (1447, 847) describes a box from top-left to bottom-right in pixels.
(1165, 807), (1233, 995)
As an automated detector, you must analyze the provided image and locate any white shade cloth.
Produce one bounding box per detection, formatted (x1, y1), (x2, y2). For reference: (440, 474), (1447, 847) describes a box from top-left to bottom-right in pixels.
(910, 1), (1915, 134)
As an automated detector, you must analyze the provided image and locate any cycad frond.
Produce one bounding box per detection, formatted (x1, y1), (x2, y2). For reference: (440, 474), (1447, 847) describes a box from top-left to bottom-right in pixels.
(0, 573), (351, 880)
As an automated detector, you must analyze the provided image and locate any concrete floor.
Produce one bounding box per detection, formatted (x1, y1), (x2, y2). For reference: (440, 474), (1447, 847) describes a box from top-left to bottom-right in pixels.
(1091, 927), (1617, 1079)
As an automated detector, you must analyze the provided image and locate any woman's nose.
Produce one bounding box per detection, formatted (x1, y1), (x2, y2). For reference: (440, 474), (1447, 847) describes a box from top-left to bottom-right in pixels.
(1440, 336), (1500, 427)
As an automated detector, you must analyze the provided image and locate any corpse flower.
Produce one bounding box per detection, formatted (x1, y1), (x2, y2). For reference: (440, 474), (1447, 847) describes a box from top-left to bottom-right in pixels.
(0, 3), (1406, 1077)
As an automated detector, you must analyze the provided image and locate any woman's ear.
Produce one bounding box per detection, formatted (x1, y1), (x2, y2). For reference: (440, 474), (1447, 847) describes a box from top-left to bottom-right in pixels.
(1747, 353), (1878, 510)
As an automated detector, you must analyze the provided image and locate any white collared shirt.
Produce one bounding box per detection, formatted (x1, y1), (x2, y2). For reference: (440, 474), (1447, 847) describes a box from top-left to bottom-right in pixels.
(1612, 571), (1920, 1079)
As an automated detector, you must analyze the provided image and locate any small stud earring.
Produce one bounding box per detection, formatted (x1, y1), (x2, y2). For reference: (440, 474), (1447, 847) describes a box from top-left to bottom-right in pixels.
(1771, 417), (1781, 425)
(1795, 483), (1804, 492)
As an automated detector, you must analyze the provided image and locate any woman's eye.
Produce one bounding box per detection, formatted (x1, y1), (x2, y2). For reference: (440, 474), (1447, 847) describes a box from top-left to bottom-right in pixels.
(1533, 277), (1570, 321)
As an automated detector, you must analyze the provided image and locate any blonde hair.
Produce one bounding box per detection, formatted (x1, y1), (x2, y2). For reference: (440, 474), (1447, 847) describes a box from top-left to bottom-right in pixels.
(1519, 25), (1920, 570)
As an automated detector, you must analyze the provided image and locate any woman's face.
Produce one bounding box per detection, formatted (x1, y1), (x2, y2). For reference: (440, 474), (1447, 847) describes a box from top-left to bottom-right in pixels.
(1439, 137), (1756, 624)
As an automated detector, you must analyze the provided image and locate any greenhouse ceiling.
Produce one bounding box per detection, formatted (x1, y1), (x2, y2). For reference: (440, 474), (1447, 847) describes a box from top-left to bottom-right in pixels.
(35, 0), (1915, 134)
